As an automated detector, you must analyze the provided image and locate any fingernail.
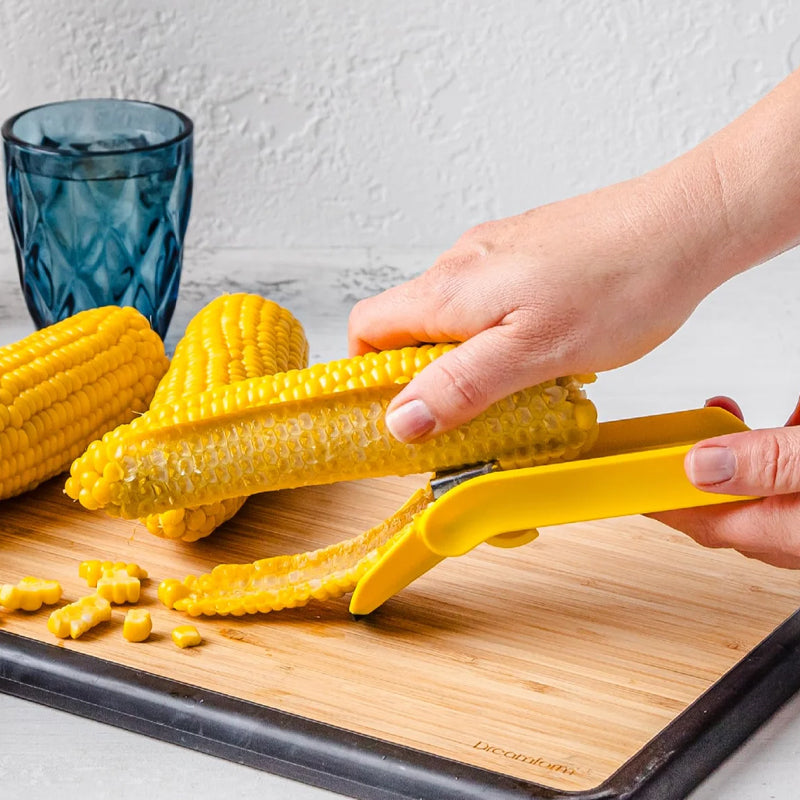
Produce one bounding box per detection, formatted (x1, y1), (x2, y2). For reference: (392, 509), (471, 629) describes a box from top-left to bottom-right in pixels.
(686, 445), (736, 486)
(385, 399), (435, 442)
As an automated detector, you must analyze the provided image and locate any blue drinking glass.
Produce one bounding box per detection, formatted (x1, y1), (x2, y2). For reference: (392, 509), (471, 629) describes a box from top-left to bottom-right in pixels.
(2, 98), (193, 339)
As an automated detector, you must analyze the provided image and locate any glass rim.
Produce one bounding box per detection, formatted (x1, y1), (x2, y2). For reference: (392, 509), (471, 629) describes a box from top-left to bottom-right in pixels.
(1, 97), (194, 158)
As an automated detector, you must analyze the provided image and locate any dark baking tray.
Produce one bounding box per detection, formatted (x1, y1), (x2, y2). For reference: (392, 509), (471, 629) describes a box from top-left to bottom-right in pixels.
(2, 607), (800, 800)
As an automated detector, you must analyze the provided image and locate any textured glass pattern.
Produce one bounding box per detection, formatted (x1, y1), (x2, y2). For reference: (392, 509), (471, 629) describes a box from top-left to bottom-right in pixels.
(2, 99), (193, 339)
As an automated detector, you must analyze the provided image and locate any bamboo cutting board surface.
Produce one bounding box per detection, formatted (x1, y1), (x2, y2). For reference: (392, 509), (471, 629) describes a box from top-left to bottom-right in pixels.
(1, 474), (799, 793)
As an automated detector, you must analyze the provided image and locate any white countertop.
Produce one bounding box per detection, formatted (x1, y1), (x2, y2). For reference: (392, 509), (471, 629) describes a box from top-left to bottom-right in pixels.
(1, 246), (799, 799)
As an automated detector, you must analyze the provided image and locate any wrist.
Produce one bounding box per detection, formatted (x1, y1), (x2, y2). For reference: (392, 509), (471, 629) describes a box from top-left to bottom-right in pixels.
(589, 159), (727, 312)
(666, 70), (800, 288)
(643, 146), (744, 300)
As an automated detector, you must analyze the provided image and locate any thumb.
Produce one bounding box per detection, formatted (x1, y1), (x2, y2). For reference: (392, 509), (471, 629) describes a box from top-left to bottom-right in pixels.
(383, 327), (555, 442)
(685, 427), (800, 497)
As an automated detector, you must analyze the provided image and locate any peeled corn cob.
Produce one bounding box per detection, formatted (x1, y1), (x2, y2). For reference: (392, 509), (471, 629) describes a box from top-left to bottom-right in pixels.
(143, 294), (309, 540)
(0, 305), (168, 501)
(66, 344), (598, 519)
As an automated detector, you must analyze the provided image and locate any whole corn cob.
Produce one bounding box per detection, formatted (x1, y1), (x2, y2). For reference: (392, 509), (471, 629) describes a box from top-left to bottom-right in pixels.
(65, 344), (598, 519)
(0, 305), (168, 501)
(142, 293), (309, 541)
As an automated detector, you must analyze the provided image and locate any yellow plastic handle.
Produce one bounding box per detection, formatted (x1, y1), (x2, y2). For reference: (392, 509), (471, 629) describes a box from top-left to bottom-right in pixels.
(419, 407), (753, 558)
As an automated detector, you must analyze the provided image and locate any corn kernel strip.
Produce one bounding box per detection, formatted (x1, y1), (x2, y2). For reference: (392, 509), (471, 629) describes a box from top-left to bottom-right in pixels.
(159, 486), (433, 616)
(79, 560), (147, 587)
(0, 577), (62, 611)
(47, 594), (112, 639)
(96, 570), (141, 604)
(143, 294), (309, 541)
(0, 305), (168, 501)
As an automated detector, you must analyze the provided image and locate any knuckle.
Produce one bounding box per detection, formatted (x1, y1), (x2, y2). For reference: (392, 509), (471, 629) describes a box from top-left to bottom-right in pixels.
(434, 354), (490, 415)
(431, 249), (480, 277)
(348, 296), (369, 322)
(347, 297), (371, 337)
(459, 221), (493, 241)
(503, 306), (585, 369)
(453, 224), (497, 259)
(756, 433), (800, 494)
(683, 519), (724, 549)
(416, 264), (468, 319)
(652, 509), (727, 550)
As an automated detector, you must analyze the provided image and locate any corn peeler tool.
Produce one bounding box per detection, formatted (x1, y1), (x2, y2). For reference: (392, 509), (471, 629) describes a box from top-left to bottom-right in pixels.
(349, 407), (756, 616)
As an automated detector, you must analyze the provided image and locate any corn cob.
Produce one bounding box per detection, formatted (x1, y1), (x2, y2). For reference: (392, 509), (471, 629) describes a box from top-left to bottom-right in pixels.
(0, 305), (168, 501)
(158, 486), (433, 616)
(65, 344), (598, 519)
(142, 293), (309, 541)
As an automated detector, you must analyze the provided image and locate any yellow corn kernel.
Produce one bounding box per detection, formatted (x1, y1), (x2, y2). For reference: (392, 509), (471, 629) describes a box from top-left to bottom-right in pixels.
(47, 594), (112, 639)
(158, 578), (191, 608)
(122, 608), (152, 642)
(142, 294), (309, 542)
(96, 570), (141, 604)
(171, 625), (202, 648)
(79, 560), (148, 588)
(66, 345), (598, 519)
(0, 306), (168, 502)
(0, 577), (62, 611)
(160, 487), (433, 617)
(149, 293), (309, 405)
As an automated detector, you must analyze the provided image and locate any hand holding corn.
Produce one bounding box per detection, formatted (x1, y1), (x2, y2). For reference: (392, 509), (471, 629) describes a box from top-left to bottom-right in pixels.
(350, 67), (800, 569)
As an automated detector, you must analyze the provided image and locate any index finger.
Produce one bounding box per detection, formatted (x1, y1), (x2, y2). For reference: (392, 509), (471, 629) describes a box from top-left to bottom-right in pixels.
(347, 249), (512, 357)
(347, 279), (435, 356)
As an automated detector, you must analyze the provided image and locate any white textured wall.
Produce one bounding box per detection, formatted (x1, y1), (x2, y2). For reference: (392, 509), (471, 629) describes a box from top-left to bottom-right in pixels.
(1, 0), (799, 250)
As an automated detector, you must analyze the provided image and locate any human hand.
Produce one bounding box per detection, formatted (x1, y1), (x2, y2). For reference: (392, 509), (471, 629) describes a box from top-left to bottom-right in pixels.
(349, 69), (800, 445)
(653, 396), (800, 568)
(348, 169), (725, 442)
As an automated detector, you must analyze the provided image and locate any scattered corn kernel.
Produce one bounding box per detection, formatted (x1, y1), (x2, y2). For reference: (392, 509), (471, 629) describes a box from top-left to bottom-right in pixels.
(96, 570), (141, 604)
(171, 625), (202, 648)
(122, 608), (152, 642)
(47, 595), (112, 639)
(79, 560), (148, 588)
(0, 577), (62, 611)
(158, 578), (191, 608)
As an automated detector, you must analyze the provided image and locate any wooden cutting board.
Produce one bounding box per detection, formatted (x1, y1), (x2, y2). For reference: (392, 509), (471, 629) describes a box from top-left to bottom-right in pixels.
(1, 474), (799, 798)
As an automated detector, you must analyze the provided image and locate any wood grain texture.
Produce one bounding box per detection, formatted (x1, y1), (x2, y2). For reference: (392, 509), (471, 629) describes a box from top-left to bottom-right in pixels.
(1, 475), (798, 792)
